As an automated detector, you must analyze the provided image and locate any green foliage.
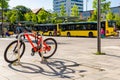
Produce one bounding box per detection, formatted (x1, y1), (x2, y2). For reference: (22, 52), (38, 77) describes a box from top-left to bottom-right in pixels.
(24, 12), (38, 23)
(12, 5), (32, 21)
(95, 52), (106, 55)
(37, 9), (50, 23)
(5, 5), (32, 23)
(0, 0), (9, 22)
(114, 14), (120, 29)
(92, 0), (111, 13)
(5, 10), (12, 21)
(90, 0), (111, 21)
(5, 10), (17, 23)
(13, 5), (31, 14)
(60, 4), (66, 17)
(24, 12), (33, 21)
(88, 10), (97, 21)
(10, 14), (16, 23)
(0, 0), (65, 24)
(31, 13), (37, 23)
(101, 1), (111, 13)
(0, 0), (9, 8)
(50, 12), (58, 23)
(56, 19), (63, 23)
(106, 11), (114, 20)
(71, 4), (79, 17)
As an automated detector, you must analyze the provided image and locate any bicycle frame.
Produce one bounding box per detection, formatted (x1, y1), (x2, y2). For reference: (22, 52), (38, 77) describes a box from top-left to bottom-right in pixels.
(4, 32), (57, 64)
(18, 32), (51, 53)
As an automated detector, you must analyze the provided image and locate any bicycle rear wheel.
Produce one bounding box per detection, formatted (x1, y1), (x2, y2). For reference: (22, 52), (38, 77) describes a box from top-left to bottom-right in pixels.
(39, 38), (57, 59)
(4, 40), (25, 63)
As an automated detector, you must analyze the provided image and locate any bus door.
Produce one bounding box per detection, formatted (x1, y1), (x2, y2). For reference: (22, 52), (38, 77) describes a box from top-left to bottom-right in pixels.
(59, 24), (67, 36)
(57, 24), (60, 36)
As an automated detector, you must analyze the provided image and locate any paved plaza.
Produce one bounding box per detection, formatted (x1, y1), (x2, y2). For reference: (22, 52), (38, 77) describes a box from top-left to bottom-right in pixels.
(0, 36), (120, 80)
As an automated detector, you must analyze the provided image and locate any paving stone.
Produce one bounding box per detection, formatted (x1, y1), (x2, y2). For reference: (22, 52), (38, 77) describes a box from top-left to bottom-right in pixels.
(0, 37), (120, 80)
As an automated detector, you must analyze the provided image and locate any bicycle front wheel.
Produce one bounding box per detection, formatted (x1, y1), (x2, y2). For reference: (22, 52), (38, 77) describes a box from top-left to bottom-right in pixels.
(4, 40), (25, 63)
(39, 38), (57, 59)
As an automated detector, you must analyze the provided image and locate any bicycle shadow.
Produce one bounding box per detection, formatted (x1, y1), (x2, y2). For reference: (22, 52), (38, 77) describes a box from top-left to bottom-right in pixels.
(8, 58), (81, 79)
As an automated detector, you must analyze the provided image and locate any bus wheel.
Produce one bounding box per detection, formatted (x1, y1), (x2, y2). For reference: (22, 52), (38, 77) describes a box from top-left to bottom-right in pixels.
(49, 32), (52, 36)
(89, 32), (93, 37)
(67, 32), (71, 37)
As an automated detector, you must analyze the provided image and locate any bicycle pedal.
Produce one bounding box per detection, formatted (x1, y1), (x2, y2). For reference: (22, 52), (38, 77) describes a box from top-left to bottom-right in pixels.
(31, 52), (35, 56)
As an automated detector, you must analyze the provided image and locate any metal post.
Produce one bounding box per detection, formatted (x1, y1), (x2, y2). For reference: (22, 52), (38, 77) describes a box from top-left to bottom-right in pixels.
(97, 0), (101, 54)
(41, 33), (46, 63)
(14, 33), (25, 65)
(17, 34), (21, 65)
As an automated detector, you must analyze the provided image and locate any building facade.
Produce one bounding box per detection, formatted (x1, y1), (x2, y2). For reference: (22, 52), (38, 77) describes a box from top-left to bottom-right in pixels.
(80, 6), (120, 20)
(53, 0), (83, 16)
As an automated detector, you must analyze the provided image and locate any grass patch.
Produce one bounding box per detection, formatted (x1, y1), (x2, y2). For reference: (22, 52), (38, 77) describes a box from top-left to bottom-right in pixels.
(94, 52), (106, 55)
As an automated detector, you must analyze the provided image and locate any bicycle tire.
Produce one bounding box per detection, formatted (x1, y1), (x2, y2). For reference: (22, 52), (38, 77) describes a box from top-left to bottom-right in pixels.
(38, 38), (57, 59)
(4, 40), (25, 63)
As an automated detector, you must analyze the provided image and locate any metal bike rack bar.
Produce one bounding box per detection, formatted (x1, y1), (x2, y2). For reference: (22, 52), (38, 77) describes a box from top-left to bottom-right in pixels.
(17, 32), (25, 65)
(41, 33), (45, 62)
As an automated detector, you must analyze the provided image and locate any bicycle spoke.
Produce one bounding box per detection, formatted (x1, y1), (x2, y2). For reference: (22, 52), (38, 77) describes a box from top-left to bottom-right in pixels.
(4, 40), (25, 63)
(38, 38), (57, 59)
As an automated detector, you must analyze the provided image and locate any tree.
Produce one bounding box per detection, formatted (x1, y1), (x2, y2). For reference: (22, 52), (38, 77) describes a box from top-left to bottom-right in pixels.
(24, 12), (33, 21)
(0, 0), (9, 22)
(114, 14), (120, 29)
(88, 10), (97, 21)
(24, 12), (37, 23)
(89, 0), (111, 21)
(50, 12), (58, 23)
(13, 5), (31, 21)
(37, 9), (50, 23)
(5, 10), (12, 21)
(71, 4), (79, 17)
(31, 13), (37, 23)
(0, 0), (9, 8)
(106, 11), (114, 20)
(60, 3), (66, 17)
(5, 10), (17, 23)
(10, 13), (16, 23)
(13, 5), (31, 14)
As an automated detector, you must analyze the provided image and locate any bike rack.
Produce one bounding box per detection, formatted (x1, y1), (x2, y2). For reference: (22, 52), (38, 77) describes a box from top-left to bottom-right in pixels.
(15, 32), (24, 65)
(16, 32), (46, 65)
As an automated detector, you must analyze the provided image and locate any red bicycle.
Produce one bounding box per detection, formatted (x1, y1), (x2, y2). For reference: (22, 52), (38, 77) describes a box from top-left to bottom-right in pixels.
(4, 32), (57, 63)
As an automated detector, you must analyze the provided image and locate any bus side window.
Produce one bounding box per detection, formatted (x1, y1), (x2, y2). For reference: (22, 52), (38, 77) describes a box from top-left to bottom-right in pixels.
(76, 25), (80, 30)
(79, 25), (83, 30)
(61, 26), (65, 31)
(91, 24), (96, 30)
(44, 26), (48, 32)
(87, 24), (90, 30)
(83, 25), (86, 30)
(70, 25), (76, 30)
